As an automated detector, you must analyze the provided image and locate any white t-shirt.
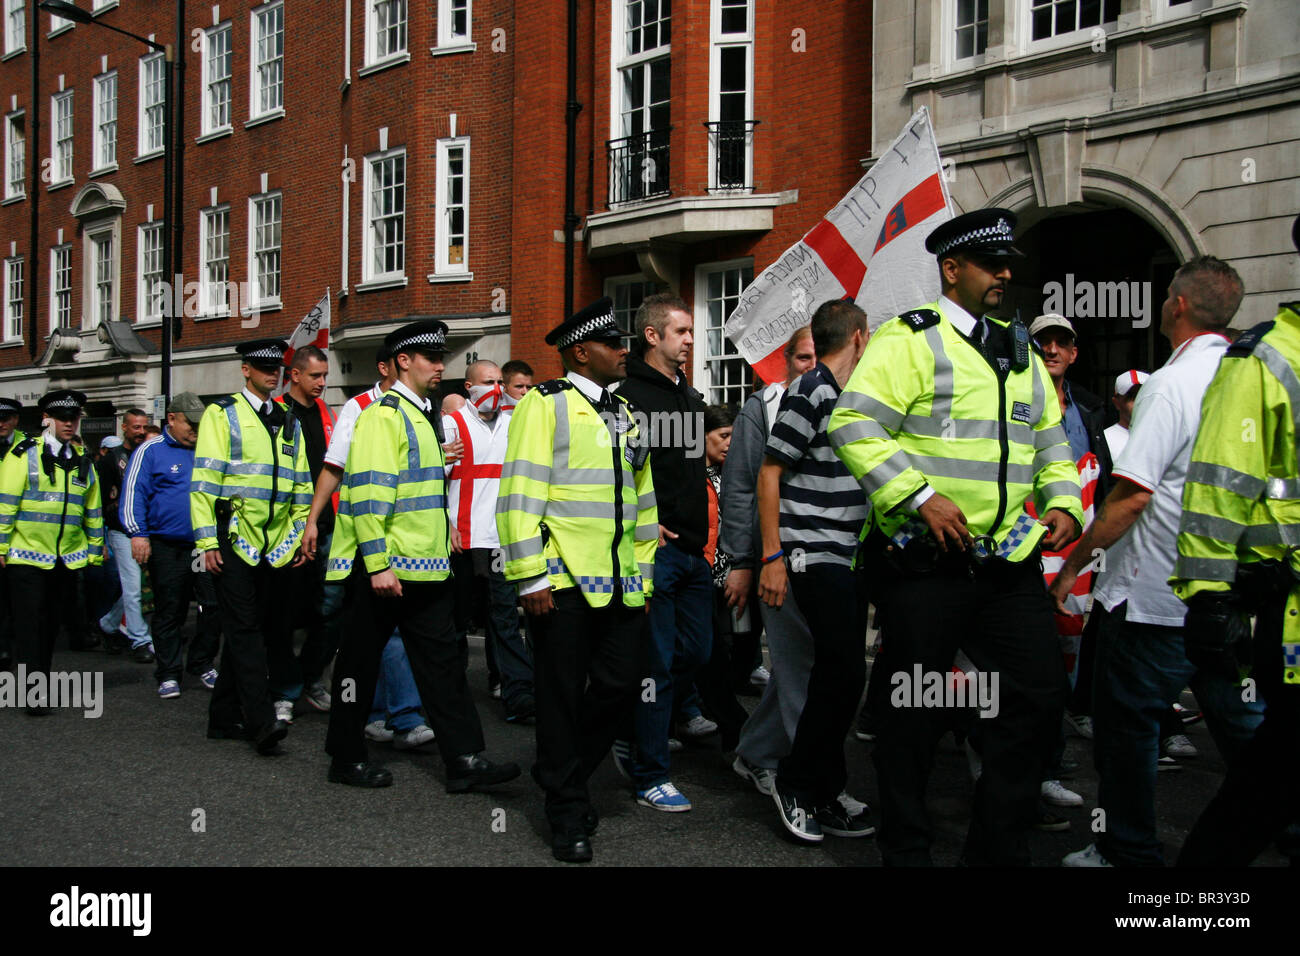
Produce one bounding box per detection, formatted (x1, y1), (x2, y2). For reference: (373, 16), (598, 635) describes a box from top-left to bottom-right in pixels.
(323, 382), (384, 468)
(1093, 333), (1230, 626)
(1103, 422), (1129, 461)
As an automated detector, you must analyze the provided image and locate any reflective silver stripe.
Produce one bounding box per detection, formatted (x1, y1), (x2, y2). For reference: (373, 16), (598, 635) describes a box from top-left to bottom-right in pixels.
(193, 456), (227, 473)
(393, 495), (447, 512)
(1185, 461), (1265, 498)
(499, 493), (548, 517)
(390, 402), (422, 474)
(834, 390), (905, 432)
(831, 417), (896, 446)
(1039, 480), (1080, 502)
(1265, 477), (1300, 500)
(553, 390), (571, 468)
(1256, 339), (1300, 434)
(547, 499), (636, 521)
(1183, 510), (1300, 548)
(358, 538), (388, 556)
(0, 493), (21, 506)
(1033, 445), (1074, 472)
(639, 561), (655, 579)
(347, 470), (399, 489)
(1029, 359), (1045, 424)
(397, 466), (444, 484)
(553, 466), (619, 485)
(502, 459), (551, 484)
(340, 499), (395, 518)
(924, 325), (953, 422)
(911, 455), (1035, 484)
(1172, 555), (1238, 582)
(634, 522), (659, 541)
(27, 446), (37, 487)
(1034, 424), (1067, 451)
(225, 402), (242, 461)
(864, 449), (916, 490)
(638, 490), (657, 510)
(193, 524), (217, 539)
(17, 510), (65, 524)
(191, 480), (227, 497)
(506, 535), (544, 561)
(227, 462), (274, 477)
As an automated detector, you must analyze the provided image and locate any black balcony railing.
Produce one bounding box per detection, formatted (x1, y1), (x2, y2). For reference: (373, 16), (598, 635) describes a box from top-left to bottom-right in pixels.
(704, 119), (759, 192)
(607, 127), (673, 206)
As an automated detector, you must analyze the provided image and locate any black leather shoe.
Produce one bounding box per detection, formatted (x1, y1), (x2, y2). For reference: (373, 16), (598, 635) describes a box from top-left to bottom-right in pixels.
(505, 694), (537, 723)
(131, 643), (156, 664)
(253, 719), (289, 755)
(552, 832), (593, 863)
(445, 753), (521, 793)
(328, 761), (394, 788)
(207, 722), (252, 740)
(100, 628), (129, 654)
(24, 706), (53, 717)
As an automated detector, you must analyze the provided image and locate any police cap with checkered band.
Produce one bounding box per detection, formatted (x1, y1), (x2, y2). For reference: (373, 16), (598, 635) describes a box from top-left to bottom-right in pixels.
(37, 388), (87, 418)
(925, 207), (1024, 259)
(545, 297), (625, 351)
(236, 338), (291, 372)
(385, 320), (449, 357)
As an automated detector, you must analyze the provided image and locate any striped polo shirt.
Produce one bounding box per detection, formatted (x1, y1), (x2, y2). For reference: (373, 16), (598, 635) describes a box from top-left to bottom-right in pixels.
(766, 362), (870, 568)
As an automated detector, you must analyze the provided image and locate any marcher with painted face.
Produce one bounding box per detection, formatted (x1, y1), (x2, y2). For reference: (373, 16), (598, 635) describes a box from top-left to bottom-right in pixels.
(444, 360), (536, 722)
(0, 390), (104, 713)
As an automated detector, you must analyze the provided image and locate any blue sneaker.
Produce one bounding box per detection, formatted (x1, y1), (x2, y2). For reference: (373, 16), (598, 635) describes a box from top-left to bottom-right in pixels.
(199, 669), (218, 690)
(611, 739), (634, 784)
(158, 680), (181, 699)
(636, 782), (692, 812)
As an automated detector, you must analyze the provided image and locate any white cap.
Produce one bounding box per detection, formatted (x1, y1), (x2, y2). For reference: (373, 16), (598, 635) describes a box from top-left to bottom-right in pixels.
(1029, 313), (1076, 340)
(1113, 369), (1150, 397)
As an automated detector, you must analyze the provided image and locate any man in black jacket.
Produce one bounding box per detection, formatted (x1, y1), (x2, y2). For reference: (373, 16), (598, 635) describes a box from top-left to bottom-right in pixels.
(613, 293), (711, 812)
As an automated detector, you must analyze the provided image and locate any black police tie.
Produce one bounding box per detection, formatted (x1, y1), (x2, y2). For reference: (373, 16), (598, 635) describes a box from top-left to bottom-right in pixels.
(597, 389), (614, 413)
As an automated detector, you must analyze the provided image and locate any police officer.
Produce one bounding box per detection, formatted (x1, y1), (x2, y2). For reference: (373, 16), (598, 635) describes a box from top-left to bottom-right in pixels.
(0, 397), (24, 670)
(1170, 213), (1300, 866)
(828, 208), (1084, 865)
(324, 320), (521, 793)
(497, 297), (658, 863)
(192, 338), (312, 754)
(0, 390), (104, 713)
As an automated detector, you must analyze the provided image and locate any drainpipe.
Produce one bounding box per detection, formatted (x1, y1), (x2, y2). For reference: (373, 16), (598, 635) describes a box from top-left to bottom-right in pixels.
(563, 0), (581, 319)
(27, 8), (40, 362)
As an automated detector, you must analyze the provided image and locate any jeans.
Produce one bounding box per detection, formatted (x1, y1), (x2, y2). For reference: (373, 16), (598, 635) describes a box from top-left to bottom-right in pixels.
(99, 529), (152, 647)
(369, 633), (425, 732)
(1093, 602), (1265, 866)
(471, 548), (535, 708)
(631, 540), (713, 789)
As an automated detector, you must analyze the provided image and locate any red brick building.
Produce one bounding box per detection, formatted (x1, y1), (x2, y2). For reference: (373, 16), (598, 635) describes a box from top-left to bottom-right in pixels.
(1, 0), (871, 430)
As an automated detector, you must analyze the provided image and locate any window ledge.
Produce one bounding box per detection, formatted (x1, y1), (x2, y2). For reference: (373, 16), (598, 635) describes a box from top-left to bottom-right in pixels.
(358, 52), (410, 76)
(355, 276), (408, 292)
(1, 48), (25, 62)
(47, 179), (74, 192)
(196, 127), (233, 145)
(47, 25), (74, 39)
(245, 109), (285, 130)
(134, 319), (162, 329)
(193, 310), (231, 323)
(1, 195), (24, 206)
(242, 301), (282, 317)
(0, 340), (26, 349)
(134, 149), (164, 164)
(89, 163), (119, 179)
(430, 42), (477, 58)
(427, 271), (473, 284)
(92, 2), (121, 16)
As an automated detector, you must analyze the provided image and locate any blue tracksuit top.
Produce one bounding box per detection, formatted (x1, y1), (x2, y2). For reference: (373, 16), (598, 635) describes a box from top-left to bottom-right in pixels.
(120, 427), (197, 542)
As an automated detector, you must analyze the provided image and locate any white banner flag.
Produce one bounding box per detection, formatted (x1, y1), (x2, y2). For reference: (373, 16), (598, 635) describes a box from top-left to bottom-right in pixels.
(725, 107), (952, 384)
(275, 290), (330, 396)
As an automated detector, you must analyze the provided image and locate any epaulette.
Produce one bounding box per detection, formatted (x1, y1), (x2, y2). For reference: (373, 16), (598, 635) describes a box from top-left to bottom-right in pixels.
(11, 437), (35, 457)
(899, 308), (941, 332)
(380, 393), (402, 409)
(534, 379), (574, 396)
(1227, 320), (1275, 357)
(214, 395), (236, 408)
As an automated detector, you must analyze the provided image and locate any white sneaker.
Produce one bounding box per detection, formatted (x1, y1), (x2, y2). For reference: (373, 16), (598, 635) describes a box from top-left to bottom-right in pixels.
(837, 791), (870, 817)
(679, 714), (718, 739)
(1064, 712), (1094, 739)
(1062, 843), (1113, 867)
(1157, 755), (1182, 772)
(274, 699), (294, 724)
(732, 755), (775, 796)
(749, 665), (770, 687)
(1041, 779), (1084, 808)
(1162, 734), (1198, 758)
(364, 720), (395, 742)
(393, 724), (436, 750)
(668, 737), (684, 753)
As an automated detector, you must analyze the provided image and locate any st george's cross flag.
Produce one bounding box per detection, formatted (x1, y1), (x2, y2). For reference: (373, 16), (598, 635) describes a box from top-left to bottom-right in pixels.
(725, 107), (953, 385)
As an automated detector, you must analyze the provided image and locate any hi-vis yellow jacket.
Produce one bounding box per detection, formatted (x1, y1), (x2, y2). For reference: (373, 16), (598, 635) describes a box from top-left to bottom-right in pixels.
(1170, 303), (1300, 684)
(191, 394), (312, 568)
(828, 302), (1083, 561)
(326, 389), (451, 582)
(0, 434), (104, 569)
(496, 378), (658, 608)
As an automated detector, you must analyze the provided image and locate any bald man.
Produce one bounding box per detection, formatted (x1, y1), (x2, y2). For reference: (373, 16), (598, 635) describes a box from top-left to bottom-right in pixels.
(444, 361), (536, 721)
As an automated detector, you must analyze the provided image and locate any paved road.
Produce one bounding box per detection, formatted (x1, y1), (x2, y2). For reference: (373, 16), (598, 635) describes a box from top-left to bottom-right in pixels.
(0, 634), (1285, 867)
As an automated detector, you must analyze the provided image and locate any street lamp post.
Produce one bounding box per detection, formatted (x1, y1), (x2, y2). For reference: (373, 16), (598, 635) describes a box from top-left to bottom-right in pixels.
(39, 1), (175, 406)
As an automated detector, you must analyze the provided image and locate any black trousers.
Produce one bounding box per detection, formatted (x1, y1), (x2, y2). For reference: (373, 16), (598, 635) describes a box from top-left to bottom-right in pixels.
(208, 535), (288, 732)
(149, 537), (222, 684)
(325, 560), (485, 765)
(528, 587), (646, 835)
(694, 588), (753, 751)
(778, 563), (871, 804)
(1179, 593), (1300, 866)
(872, 553), (1067, 866)
(8, 562), (78, 677)
(0, 563), (12, 664)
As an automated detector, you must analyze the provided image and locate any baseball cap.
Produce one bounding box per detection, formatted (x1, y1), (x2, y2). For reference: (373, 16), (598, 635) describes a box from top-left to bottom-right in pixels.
(1113, 370), (1150, 397)
(1029, 313), (1076, 340)
(167, 391), (206, 424)
(100, 435), (123, 450)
